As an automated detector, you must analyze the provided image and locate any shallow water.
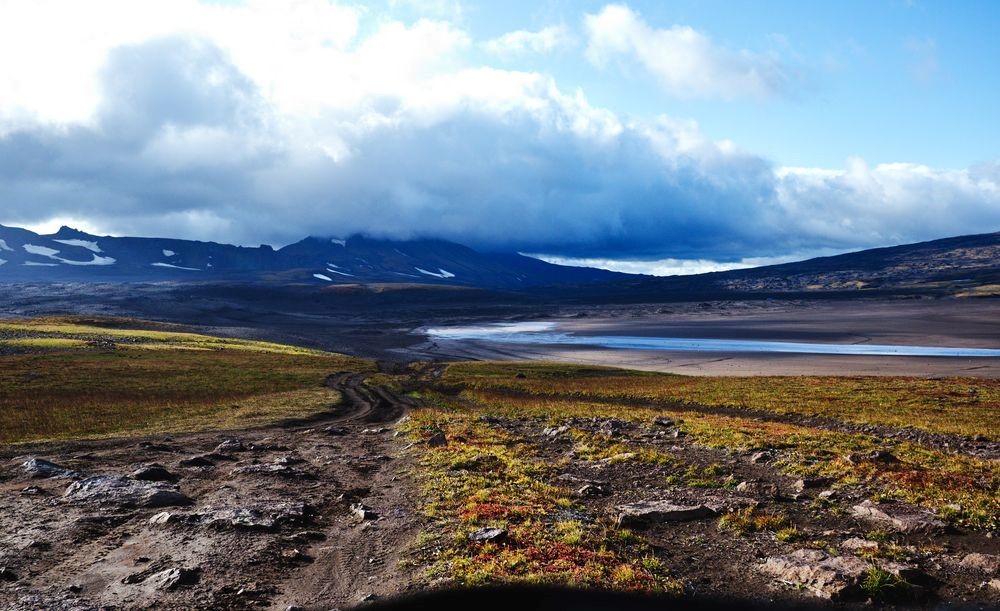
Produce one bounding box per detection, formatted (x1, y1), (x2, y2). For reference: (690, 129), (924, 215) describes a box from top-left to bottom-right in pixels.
(425, 322), (1000, 358)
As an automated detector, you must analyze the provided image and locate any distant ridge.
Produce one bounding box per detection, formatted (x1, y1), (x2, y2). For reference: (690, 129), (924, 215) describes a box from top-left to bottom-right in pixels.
(0, 224), (627, 288)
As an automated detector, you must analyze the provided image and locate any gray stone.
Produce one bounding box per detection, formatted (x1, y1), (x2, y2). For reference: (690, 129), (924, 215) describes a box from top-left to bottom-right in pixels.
(735, 481), (779, 497)
(840, 538), (879, 553)
(468, 527), (506, 543)
(748, 451), (773, 464)
(761, 549), (869, 599)
(214, 438), (246, 453)
(22, 457), (77, 479)
(575, 483), (610, 497)
(146, 567), (199, 590)
(196, 501), (308, 530)
(792, 477), (833, 492)
(542, 425), (569, 438)
(851, 500), (946, 534)
(652, 417), (676, 428)
(616, 500), (718, 527)
(64, 476), (192, 508)
(351, 502), (378, 522)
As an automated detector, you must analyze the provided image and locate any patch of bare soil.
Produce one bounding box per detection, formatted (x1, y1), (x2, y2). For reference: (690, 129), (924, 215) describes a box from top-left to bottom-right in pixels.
(0, 371), (428, 610)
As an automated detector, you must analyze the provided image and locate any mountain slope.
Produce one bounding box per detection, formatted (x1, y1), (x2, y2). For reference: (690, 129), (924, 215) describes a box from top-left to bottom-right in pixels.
(0, 225), (627, 288)
(587, 231), (1000, 300)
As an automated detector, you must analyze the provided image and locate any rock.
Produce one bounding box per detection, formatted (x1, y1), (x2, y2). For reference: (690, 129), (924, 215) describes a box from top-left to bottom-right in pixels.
(748, 451), (773, 464)
(542, 425), (570, 438)
(616, 500), (718, 527)
(351, 502), (379, 522)
(960, 553), (999, 575)
(137, 441), (175, 452)
(322, 426), (348, 436)
(64, 476), (192, 508)
(841, 538), (879, 553)
(468, 527), (507, 543)
(22, 457), (77, 479)
(988, 578), (1000, 592)
(427, 432), (448, 447)
(735, 481), (779, 497)
(131, 464), (177, 482)
(760, 549), (870, 599)
(652, 417), (676, 428)
(792, 477), (833, 492)
(230, 463), (305, 478)
(286, 606), (305, 611)
(851, 500), (946, 534)
(66, 584), (82, 593)
(0, 566), (17, 582)
(845, 450), (899, 465)
(19, 485), (47, 496)
(817, 490), (836, 500)
(275, 455), (305, 466)
(601, 452), (636, 463)
(149, 511), (177, 526)
(281, 548), (311, 562)
(179, 455), (215, 468)
(214, 438), (245, 453)
(575, 483), (610, 497)
(196, 501), (308, 530)
(146, 567), (199, 590)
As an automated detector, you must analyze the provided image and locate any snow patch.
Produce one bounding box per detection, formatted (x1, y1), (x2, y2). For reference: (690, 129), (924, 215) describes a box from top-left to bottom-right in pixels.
(151, 262), (200, 271)
(415, 267), (456, 279)
(23, 261), (58, 266)
(61, 254), (116, 266)
(330, 238), (346, 247)
(24, 243), (115, 265)
(24, 244), (60, 257)
(163, 249), (176, 257)
(313, 273), (333, 281)
(0, 239), (13, 252)
(325, 268), (354, 277)
(0, 259), (6, 266)
(54, 239), (102, 253)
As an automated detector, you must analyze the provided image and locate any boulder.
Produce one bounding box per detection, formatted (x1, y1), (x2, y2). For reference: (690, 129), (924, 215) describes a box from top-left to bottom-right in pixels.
(64, 476), (192, 508)
(427, 432), (448, 447)
(735, 481), (779, 497)
(851, 500), (946, 534)
(147, 567), (199, 590)
(760, 549), (869, 599)
(214, 439), (246, 453)
(351, 503), (379, 522)
(196, 501), (308, 530)
(468, 527), (507, 543)
(22, 457), (77, 479)
(131, 464), (177, 482)
(542, 425), (570, 438)
(616, 500), (718, 527)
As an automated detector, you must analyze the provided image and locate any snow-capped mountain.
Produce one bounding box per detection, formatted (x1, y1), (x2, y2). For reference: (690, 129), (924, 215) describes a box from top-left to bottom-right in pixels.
(0, 225), (628, 288)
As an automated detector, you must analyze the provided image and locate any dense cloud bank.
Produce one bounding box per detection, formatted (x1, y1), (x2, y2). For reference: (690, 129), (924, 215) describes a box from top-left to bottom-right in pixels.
(1, 3), (997, 260)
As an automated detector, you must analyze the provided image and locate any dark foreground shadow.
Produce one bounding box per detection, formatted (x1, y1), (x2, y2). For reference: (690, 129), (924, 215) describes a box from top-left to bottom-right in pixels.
(363, 586), (831, 611)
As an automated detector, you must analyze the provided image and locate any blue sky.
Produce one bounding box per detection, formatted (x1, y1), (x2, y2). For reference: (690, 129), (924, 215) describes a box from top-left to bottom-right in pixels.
(0, 0), (997, 273)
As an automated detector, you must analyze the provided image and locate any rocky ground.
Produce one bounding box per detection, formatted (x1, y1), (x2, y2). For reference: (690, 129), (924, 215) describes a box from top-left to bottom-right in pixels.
(1, 365), (998, 609)
(0, 371), (428, 610)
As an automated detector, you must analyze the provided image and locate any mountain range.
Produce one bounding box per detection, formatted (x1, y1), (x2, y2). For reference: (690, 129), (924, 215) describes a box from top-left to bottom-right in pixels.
(0, 224), (626, 288)
(1, 223), (997, 296)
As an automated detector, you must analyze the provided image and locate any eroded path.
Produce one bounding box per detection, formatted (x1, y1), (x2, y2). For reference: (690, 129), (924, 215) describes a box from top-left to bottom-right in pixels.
(0, 369), (427, 610)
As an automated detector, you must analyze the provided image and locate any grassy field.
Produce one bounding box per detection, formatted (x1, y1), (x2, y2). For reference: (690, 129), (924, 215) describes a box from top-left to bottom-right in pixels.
(446, 362), (999, 441)
(0, 317), (370, 444)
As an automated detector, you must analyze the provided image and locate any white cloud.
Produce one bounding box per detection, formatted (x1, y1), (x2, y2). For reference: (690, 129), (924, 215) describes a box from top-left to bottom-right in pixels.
(584, 4), (798, 99)
(0, 0), (996, 261)
(484, 25), (574, 57)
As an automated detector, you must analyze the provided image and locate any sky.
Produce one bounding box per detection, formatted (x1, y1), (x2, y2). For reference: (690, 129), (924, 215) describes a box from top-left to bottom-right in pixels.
(0, 0), (998, 274)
